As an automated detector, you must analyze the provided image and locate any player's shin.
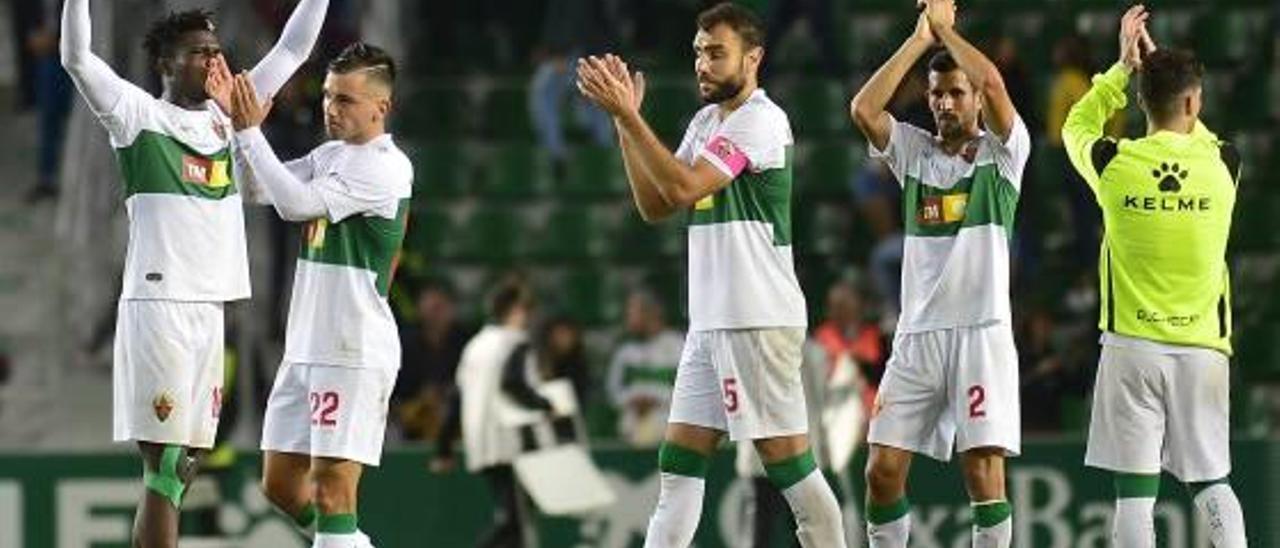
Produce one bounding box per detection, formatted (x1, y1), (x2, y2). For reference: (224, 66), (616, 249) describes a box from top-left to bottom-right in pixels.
(764, 449), (846, 548)
(1188, 479), (1247, 548)
(643, 442), (710, 548)
(1113, 473), (1159, 548)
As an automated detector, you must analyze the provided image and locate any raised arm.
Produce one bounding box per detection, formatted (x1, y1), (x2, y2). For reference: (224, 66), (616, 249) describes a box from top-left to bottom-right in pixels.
(923, 0), (1019, 140)
(248, 0), (329, 99)
(594, 62), (680, 222)
(60, 0), (134, 115)
(578, 56), (732, 214)
(849, 12), (935, 151)
(229, 76), (327, 220)
(1062, 6), (1153, 188)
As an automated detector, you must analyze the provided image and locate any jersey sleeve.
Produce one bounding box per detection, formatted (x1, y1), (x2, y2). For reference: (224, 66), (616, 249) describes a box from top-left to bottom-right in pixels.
(867, 116), (933, 187)
(60, 0), (154, 147)
(1063, 63), (1130, 190)
(984, 115), (1032, 190)
(314, 147), (413, 223)
(674, 110), (703, 165)
(697, 105), (790, 178)
(247, 0), (328, 99)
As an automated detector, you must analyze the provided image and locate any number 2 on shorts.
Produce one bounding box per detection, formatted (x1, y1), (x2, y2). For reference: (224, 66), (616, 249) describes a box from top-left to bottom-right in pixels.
(723, 378), (739, 413)
(968, 384), (986, 418)
(310, 391), (340, 426)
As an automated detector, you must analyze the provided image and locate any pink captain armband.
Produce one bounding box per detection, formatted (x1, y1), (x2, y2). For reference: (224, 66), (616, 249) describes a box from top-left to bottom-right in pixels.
(700, 135), (751, 177)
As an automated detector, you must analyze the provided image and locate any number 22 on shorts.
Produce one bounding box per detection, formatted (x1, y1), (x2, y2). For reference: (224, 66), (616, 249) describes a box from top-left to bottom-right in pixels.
(310, 391), (340, 427)
(967, 384), (986, 419)
(723, 378), (740, 413)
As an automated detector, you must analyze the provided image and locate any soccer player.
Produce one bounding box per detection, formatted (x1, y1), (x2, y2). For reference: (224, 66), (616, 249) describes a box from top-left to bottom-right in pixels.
(226, 43), (412, 548)
(848, 0), (1030, 545)
(59, 0), (327, 545)
(1063, 6), (1247, 547)
(577, 3), (846, 546)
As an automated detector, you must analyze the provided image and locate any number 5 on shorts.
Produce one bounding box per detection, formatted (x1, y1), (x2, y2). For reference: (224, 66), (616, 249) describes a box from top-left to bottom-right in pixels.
(723, 378), (739, 413)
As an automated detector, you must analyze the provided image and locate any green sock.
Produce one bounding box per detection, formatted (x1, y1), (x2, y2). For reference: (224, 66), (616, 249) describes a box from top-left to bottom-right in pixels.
(867, 497), (910, 525)
(972, 499), (1012, 527)
(763, 449), (818, 491)
(317, 512), (358, 535)
(657, 442), (710, 478)
(294, 503), (318, 529)
(1115, 473), (1160, 499)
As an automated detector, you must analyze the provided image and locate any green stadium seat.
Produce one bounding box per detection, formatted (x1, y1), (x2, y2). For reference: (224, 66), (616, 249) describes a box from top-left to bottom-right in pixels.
(643, 81), (700, 143)
(453, 206), (525, 264)
(557, 268), (620, 326)
(558, 146), (627, 199)
(783, 80), (852, 138)
(477, 144), (551, 199)
(403, 206), (454, 260)
(482, 86), (535, 140)
(797, 141), (861, 199)
(530, 206), (601, 262)
(396, 87), (471, 141)
(607, 210), (682, 264)
(409, 142), (470, 199)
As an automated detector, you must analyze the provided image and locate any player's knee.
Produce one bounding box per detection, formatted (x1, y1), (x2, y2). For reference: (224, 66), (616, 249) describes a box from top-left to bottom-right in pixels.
(961, 449), (1006, 500)
(260, 473), (296, 511)
(865, 453), (908, 495)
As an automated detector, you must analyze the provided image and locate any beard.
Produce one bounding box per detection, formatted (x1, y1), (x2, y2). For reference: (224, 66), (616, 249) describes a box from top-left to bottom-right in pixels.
(935, 113), (964, 139)
(699, 74), (746, 104)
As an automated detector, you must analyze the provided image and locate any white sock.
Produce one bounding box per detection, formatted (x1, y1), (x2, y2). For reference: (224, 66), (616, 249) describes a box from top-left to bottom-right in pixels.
(972, 513), (1012, 548)
(1113, 498), (1156, 548)
(780, 470), (847, 548)
(867, 513), (909, 548)
(643, 472), (705, 548)
(1193, 484), (1247, 548)
(313, 532), (362, 548)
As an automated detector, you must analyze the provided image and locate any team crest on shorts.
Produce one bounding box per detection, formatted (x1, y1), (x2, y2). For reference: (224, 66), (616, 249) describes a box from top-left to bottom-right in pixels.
(153, 393), (175, 422)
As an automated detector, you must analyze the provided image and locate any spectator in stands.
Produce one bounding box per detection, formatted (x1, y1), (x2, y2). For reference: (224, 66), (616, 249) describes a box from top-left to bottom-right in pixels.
(394, 280), (474, 442)
(606, 288), (684, 448)
(529, 0), (616, 179)
(435, 275), (548, 548)
(23, 0), (72, 203)
(812, 279), (884, 410)
(538, 315), (591, 408)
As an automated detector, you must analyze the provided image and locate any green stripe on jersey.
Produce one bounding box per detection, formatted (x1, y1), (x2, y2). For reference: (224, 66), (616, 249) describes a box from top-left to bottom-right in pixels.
(903, 164), (1018, 238)
(299, 199), (409, 296)
(116, 130), (238, 200)
(688, 147), (793, 246)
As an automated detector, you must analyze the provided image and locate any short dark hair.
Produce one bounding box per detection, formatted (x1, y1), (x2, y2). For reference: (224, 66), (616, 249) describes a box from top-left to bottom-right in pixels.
(696, 2), (765, 50)
(329, 42), (397, 90)
(927, 50), (959, 74)
(486, 274), (534, 322)
(1138, 48), (1204, 123)
(144, 9), (216, 66)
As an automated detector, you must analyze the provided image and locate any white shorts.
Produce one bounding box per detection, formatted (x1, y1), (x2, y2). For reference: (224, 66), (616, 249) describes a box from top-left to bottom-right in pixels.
(260, 362), (396, 466)
(668, 328), (808, 442)
(868, 323), (1020, 462)
(1085, 335), (1232, 482)
(113, 300), (225, 449)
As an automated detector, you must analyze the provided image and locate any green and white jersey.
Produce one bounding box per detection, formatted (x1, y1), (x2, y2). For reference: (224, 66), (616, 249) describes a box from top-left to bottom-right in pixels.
(869, 116), (1031, 333)
(674, 89), (808, 331)
(94, 85), (249, 302)
(282, 135), (413, 370)
(605, 329), (684, 406)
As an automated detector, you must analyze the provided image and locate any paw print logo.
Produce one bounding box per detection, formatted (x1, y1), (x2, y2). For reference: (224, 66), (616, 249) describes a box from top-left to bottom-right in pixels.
(1153, 162), (1188, 193)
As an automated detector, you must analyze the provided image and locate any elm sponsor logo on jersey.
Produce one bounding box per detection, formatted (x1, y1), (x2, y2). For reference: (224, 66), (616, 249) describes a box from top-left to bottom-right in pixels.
(180, 155), (231, 188)
(917, 193), (968, 225)
(152, 393), (175, 422)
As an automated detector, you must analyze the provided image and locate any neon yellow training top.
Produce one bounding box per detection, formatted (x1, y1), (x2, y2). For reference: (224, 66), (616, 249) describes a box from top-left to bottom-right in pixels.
(1062, 63), (1241, 355)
